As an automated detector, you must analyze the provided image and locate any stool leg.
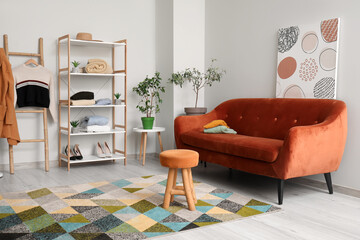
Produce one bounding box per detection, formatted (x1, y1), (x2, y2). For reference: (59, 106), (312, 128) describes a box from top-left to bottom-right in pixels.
(163, 168), (176, 209)
(170, 169), (177, 202)
(188, 168), (197, 204)
(182, 168), (195, 211)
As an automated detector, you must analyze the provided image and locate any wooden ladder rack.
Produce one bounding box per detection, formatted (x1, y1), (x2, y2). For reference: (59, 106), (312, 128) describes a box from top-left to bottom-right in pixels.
(3, 34), (49, 174)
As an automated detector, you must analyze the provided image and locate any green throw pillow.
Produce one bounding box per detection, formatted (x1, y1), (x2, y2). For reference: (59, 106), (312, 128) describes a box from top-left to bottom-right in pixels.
(204, 125), (237, 134)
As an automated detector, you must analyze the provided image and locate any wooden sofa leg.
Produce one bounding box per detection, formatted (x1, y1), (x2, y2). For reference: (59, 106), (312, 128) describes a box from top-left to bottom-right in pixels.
(324, 173), (333, 194)
(278, 179), (284, 205)
(204, 162), (207, 168)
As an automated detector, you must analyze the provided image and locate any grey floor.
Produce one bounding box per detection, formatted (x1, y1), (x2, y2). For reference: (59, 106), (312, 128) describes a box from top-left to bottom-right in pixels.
(1, 155), (359, 240)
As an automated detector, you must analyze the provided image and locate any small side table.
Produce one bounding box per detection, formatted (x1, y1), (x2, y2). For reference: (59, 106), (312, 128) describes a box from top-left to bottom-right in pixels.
(133, 127), (165, 166)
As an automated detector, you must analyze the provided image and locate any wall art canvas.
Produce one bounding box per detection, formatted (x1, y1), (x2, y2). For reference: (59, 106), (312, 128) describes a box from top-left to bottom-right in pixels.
(276, 18), (340, 99)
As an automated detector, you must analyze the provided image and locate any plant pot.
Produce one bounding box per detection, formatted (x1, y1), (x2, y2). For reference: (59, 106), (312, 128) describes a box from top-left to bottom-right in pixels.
(141, 117), (154, 129)
(115, 99), (122, 105)
(71, 127), (80, 133)
(184, 107), (207, 115)
(71, 67), (80, 73)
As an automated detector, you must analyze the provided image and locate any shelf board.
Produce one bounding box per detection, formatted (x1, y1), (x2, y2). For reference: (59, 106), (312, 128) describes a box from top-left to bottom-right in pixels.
(60, 72), (125, 77)
(60, 153), (125, 164)
(61, 129), (125, 136)
(59, 38), (126, 47)
(60, 104), (126, 108)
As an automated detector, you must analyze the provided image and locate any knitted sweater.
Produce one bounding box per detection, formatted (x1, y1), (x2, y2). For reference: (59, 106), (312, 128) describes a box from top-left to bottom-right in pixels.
(12, 64), (57, 121)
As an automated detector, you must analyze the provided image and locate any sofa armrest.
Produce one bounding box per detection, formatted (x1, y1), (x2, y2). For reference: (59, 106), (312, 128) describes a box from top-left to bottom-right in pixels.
(277, 109), (347, 179)
(174, 110), (219, 148)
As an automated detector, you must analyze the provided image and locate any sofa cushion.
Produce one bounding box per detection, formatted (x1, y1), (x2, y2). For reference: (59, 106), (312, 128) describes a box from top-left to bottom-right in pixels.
(181, 131), (284, 163)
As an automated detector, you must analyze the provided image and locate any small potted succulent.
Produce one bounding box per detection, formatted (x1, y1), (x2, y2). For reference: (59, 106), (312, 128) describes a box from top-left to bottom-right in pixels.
(114, 93), (122, 105)
(70, 120), (80, 133)
(169, 59), (225, 115)
(132, 72), (165, 129)
(71, 60), (81, 73)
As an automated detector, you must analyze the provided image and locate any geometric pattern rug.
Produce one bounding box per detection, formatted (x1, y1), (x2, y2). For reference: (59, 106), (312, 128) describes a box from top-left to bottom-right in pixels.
(0, 175), (280, 239)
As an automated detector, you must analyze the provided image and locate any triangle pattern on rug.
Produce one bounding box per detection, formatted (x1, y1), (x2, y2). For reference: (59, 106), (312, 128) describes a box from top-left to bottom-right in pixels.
(0, 174), (280, 239)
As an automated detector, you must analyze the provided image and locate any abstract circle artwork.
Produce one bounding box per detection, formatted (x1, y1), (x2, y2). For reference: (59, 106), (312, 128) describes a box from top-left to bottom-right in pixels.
(314, 77), (335, 99)
(276, 18), (339, 99)
(321, 18), (338, 43)
(319, 48), (336, 71)
(278, 26), (300, 53)
(302, 32), (318, 54)
(278, 57), (297, 79)
(299, 58), (318, 81)
(283, 85), (305, 98)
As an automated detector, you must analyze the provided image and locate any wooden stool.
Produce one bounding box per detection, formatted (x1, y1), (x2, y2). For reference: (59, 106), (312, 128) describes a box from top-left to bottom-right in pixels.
(160, 149), (199, 211)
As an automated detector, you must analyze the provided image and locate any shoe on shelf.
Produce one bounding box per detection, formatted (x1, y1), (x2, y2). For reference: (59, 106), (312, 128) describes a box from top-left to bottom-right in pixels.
(73, 144), (83, 160)
(65, 145), (77, 160)
(97, 142), (106, 158)
(104, 142), (112, 157)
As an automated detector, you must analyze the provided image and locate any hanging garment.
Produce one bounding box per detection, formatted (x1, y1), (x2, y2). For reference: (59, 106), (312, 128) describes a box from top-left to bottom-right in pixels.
(0, 49), (20, 145)
(12, 64), (57, 121)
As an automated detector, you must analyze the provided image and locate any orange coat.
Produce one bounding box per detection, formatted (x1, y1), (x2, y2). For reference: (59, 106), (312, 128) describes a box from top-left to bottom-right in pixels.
(0, 48), (20, 145)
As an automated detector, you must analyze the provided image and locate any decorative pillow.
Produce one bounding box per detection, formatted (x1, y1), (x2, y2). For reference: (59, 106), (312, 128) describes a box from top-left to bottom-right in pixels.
(204, 125), (237, 134)
(204, 120), (229, 129)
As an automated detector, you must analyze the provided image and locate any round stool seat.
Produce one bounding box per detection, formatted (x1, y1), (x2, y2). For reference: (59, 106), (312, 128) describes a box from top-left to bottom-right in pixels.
(160, 149), (199, 169)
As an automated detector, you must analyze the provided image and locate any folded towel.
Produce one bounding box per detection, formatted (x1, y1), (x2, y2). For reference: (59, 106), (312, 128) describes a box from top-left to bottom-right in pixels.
(70, 91), (94, 100)
(71, 100), (95, 106)
(204, 120), (229, 129)
(80, 116), (109, 127)
(86, 125), (111, 132)
(95, 98), (112, 105)
(204, 125), (237, 134)
(85, 59), (113, 74)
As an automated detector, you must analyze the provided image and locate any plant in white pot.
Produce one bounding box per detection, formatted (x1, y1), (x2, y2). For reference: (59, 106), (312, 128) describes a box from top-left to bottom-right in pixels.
(169, 59), (225, 115)
(114, 93), (122, 105)
(71, 60), (81, 73)
(70, 120), (80, 133)
(132, 72), (165, 129)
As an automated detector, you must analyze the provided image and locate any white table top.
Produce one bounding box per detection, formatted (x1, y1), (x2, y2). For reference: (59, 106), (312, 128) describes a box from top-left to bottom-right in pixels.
(133, 127), (165, 133)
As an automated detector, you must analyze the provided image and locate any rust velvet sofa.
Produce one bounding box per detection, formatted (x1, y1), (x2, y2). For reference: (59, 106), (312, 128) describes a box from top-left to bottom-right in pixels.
(174, 98), (347, 204)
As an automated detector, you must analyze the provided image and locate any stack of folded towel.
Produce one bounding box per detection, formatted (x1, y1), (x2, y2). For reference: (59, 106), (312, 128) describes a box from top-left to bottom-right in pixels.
(95, 98), (112, 105)
(85, 59), (113, 74)
(70, 91), (95, 106)
(203, 120), (237, 134)
(80, 116), (110, 132)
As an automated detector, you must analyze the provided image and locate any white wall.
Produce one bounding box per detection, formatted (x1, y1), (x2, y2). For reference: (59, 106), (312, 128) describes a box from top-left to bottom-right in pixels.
(173, 0), (205, 117)
(205, 0), (360, 190)
(0, 0), (157, 165)
(155, 0), (174, 152)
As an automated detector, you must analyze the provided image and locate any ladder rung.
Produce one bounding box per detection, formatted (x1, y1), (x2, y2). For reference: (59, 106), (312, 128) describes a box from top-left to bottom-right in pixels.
(59, 68), (69, 72)
(114, 70), (125, 73)
(20, 139), (45, 143)
(8, 52), (40, 57)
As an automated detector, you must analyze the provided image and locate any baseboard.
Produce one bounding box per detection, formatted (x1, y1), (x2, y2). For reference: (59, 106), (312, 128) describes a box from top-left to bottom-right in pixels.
(1, 154), (358, 198)
(290, 177), (360, 198)
(0, 153), (160, 171)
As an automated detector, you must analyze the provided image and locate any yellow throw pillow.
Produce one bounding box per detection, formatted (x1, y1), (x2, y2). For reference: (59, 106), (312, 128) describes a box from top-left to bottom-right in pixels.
(204, 120), (229, 129)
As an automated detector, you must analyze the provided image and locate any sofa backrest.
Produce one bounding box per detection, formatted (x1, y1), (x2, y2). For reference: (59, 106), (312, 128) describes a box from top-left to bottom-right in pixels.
(214, 98), (346, 140)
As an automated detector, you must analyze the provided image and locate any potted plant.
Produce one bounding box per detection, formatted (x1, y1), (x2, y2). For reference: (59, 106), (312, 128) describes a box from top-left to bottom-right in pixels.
(114, 93), (122, 105)
(70, 120), (80, 133)
(169, 59), (225, 115)
(71, 60), (81, 73)
(132, 72), (165, 129)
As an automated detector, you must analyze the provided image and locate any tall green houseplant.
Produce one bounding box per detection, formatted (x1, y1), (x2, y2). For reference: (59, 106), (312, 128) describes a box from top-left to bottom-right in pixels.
(169, 59), (225, 115)
(133, 72), (165, 129)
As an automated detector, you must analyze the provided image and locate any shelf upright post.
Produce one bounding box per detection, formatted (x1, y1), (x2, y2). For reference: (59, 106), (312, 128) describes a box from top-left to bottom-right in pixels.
(112, 46), (116, 162)
(67, 35), (71, 171)
(124, 40), (127, 165)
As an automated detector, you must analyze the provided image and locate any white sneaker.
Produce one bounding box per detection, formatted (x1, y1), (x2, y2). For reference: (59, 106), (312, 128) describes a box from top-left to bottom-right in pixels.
(0, 172), (3, 178)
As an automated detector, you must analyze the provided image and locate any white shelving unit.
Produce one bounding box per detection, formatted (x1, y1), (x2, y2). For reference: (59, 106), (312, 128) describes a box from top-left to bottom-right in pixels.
(57, 35), (127, 171)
